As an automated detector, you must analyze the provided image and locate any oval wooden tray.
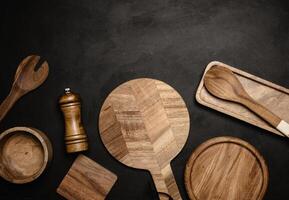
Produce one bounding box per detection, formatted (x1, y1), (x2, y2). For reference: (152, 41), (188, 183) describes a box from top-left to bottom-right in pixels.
(184, 136), (268, 200)
(196, 61), (289, 136)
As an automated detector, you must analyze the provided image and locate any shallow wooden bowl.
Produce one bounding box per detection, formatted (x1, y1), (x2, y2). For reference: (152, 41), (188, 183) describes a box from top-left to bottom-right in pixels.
(184, 136), (269, 200)
(0, 127), (53, 184)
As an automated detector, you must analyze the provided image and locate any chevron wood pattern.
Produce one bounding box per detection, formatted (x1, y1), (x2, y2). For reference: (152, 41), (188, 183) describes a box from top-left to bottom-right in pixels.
(99, 78), (190, 200)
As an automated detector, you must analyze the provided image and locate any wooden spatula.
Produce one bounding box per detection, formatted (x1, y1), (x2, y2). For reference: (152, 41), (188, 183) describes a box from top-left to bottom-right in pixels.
(204, 65), (289, 137)
(0, 55), (49, 122)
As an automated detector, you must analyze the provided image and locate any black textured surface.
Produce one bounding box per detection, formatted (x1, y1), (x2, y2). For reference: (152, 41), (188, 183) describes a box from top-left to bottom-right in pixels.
(0, 0), (288, 199)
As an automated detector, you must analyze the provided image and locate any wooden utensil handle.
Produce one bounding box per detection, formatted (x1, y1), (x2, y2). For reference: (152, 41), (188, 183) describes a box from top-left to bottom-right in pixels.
(241, 97), (289, 137)
(151, 165), (182, 200)
(276, 120), (289, 137)
(0, 87), (21, 122)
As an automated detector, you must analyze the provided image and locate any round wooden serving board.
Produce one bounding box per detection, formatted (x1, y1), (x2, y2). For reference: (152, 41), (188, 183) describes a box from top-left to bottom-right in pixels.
(99, 78), (190, 200)
(184, 137), (269, 200)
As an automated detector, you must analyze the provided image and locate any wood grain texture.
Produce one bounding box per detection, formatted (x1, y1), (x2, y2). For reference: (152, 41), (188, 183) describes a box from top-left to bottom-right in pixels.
(204, 65), (284, 133)
(57, 154), (117, 200)
(59, 88), (88, 153)
(99, 78), (190, 200)
(185, 137), (269, 200)
(0, 55), (49, 122)
(0, 127), (53, 184)
(196, 61), (289, 136)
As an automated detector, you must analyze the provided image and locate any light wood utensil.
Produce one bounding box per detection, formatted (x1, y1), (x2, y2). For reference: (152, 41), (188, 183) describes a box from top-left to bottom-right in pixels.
(204, 65), (289, 137)
(0, 127), (53, 184)
(57, 154), (117, 200)
(185, 136), (269, 200)
(196, 61), (289, 137)
(99, 78), (190, 200)
(0, 55), (49, 122)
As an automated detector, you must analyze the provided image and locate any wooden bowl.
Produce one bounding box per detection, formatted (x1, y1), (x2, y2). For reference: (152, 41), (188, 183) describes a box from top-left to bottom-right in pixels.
(184, 136), (269, 200)
(0, 127), (53, 184)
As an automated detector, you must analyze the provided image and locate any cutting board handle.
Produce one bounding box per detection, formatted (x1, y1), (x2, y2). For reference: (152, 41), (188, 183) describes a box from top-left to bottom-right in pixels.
(158, 192), (173, 200)
(151, 164), (182, 200)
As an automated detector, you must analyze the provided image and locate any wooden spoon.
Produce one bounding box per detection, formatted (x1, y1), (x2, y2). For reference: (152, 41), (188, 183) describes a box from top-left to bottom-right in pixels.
(204, 65), (289, 137)
(0, 55), (49, 122)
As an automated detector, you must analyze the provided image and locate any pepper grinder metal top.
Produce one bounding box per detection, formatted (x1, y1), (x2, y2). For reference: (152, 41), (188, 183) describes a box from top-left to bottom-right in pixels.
(59, 88), (88, 153)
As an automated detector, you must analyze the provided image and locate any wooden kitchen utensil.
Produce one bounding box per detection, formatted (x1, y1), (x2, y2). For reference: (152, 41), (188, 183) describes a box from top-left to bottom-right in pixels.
(196, 61), (289, 137)
(184, 136), (269, 200)
(59, 88), (88, 153)
(0, 127), (53, 184)
(0, 55), (49, 122)
(99, 78), (190, 200)
(204, 65), (289, 137)
(57, 154), (117, 200)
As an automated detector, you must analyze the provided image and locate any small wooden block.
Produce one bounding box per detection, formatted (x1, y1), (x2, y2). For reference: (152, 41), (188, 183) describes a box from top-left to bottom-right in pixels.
(57, 155), (117, 200)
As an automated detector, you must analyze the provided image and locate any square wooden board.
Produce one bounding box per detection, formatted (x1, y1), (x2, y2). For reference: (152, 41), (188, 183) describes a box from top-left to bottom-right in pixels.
(57, 154), (117, 200)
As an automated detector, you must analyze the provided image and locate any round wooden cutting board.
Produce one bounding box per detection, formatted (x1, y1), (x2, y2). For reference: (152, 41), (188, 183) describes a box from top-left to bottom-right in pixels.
(99, 78), (190, 200)
(184, 137), (269, 200)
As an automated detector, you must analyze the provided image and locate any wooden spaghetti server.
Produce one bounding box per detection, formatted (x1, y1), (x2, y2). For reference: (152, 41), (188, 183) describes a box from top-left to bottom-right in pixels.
(0, 55), (49, 122)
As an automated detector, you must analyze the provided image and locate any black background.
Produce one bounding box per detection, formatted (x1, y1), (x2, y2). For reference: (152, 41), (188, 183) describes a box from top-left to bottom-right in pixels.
(0, 0), (289, 199)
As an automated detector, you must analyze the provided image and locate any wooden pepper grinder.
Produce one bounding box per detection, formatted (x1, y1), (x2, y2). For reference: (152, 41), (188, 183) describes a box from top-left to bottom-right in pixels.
(59, 88), (88, 153)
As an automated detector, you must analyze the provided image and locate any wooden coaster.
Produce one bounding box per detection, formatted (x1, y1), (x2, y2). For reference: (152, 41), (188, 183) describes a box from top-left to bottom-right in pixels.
(184, 137), (269, 200)
(99, 78), (190, 200)
(57, 155), (117, 200)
